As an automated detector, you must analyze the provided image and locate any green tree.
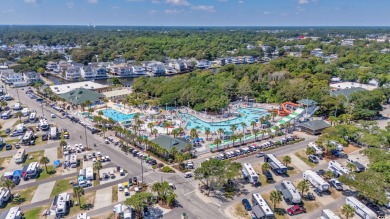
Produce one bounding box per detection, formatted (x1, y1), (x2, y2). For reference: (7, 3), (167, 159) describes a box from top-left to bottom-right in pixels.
(269, 190), (283, 210)
(261, 162), (271, 174)
(237, 133), (244, 146)
(297, 180), (309, 197)
(163, 120), (170, 135)
(15, 111), (23, 122)
(73, 186), (85, 208)
(342, 204), (355, 219)
(324, 170), (334, 180)
(171, 129), (179, 138)
(306, 147), (316, 155)
(217, 128), (224, 139)
(151, 181), (176, 205)
(190, 128), (198, 140)
(282, 155), (291, 168)
(205, 129), (211, 141)
(40, 156), (50, 173)
(124, 192), (154, 218)
(1, 178), (15, 195)
(152, 129), (158, 138)
(93, 161), (103, 180)
(230, 134), (237, 147)
(346, 162), (357, 172)
(230, 124), (237, 134)
(250, 121), (257, 133)
(213, 138), (222, 151)
(241, 122), (247, 134)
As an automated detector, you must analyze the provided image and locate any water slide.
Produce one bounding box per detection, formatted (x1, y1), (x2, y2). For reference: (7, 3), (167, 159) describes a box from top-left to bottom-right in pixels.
(278, 102), (300, 116)
(277, 107), (305, 126)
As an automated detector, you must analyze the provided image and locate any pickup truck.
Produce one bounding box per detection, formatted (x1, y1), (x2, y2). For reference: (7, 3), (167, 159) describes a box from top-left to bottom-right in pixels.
(287, 205), (306, 216)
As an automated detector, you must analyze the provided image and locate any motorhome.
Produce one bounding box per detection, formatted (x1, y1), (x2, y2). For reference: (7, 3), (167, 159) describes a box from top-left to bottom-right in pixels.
(79, 169), (86, 178)
(0, 187), (11, 207)
(328, 161), (350, 177)
(52, 192), (71, 216)
(1, 110), (12, 119)
(13, 103), (22, 111)
(22, 131), (34, 145)
(242, 163), (259, 185)
(251, 193), (274, 219)
(303, 170), (330, 192)
(264, 154), (288, 175)
(77, 213), (90, 219)
(345, 197), (376, 219)
(14, 124), (26, 133)
(329, 140), (344, 151)
(308, 142), (323, 155)
(26, 162), (40, 178)
(320, 209), (341, 219)
(0, 206), (23, 219)
(275, 180), (302, 204)
(85, 167), (93, 180)
(39, 118), (49, 131)
(50, 127), (59, 139)
(70, 154), (78, 168)
(14, 149), (26, 164)
(21, 108), (30, 116)
(29, 111), (37, 122)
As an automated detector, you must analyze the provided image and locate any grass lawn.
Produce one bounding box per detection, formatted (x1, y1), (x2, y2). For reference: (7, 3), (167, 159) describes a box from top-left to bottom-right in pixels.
(5, 139), (21, 145)
(38, 165), (57, 180)
(0, 156), (11, 169)
(294, 150), (316, 168)
(112, 185), (118, 202)
(57, 146), (63, 159)
(25, 150), (44, 165)
(91, 212), (115, 219)
(69, 191), (96, 216)
(232, 203), (251, 219)
(302, 199), (322, 212)
(23, 206), (46, 219)
(50, 177), (75, 197)
(286, 166), (299, 177)
(3, 186), (39, 209)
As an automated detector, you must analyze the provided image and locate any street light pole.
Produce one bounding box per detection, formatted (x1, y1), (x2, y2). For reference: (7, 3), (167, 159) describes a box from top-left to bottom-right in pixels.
(16, 88), (21, 103)
(141, 157), (144, 185)
(84, 125), (89, 150)
(41, 103), (44, 118)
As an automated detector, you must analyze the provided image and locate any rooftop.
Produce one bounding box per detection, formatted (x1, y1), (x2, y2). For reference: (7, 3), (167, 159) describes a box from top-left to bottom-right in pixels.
(297, 99), (317, 106)
(151, 135), (190, 152)
(330, 82), (377, 91)
(299, 120), (331, 131)
(102, 88), (132, 98)
(59, 88), (103, 105)
(49, 81), (108, 94)
(330, 87), (367, 100)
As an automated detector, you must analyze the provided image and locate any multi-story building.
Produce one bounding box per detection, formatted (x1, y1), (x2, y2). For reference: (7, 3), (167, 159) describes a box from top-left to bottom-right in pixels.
(65, 66), (81, 81)
(93, 67), (108, 79)
(80, 66), (95, 80)
(23, 72), (42, 85)
(0, 69), (24, 85)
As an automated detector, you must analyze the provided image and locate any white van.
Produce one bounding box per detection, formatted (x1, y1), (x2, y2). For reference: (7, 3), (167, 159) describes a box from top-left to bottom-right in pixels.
(184, 172), (192, 178)
(124, 188), (130, 196)
(308, 142), (323, 155)
(118, 183), (124, 191)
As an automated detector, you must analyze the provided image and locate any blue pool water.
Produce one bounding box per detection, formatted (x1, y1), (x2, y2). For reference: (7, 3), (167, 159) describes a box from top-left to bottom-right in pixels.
(101, 108), (140, 122)
(179, 107), (269, 133)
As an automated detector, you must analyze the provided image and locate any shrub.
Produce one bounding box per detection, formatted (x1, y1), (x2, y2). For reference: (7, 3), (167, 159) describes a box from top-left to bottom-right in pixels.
(161, 166), (175, 173)
(157, 163), (164, 168)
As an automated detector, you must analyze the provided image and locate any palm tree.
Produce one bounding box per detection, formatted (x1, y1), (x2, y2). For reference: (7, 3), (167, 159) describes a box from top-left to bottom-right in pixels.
(151, 181), (175, 205)
(297, 180), (309, 197)
(266, 129), (272, 139)
(282, 156), (291, 168)
(261, 163), (271, 174)
(271, 111), (277, 122)
(253, 129), (260, 141)
(285, 121), (291, 133)
(152, 129), (158, 138)
(342, 204), (355, 219)
(205, 129), (211, 141)
(163, 120), (170, 135)
(0, 100), (7, 110)
(273, 126), (280, 136)
(213, 138), (222, 151)
(270, 190), (283, 210)
(177, 127), (184, 136)
(171, 129), (179, 138)
(237, 133), (244, 146)
(259, 117), (265, 129)
(346, 162), (356, 172)
(40, 156), (50, 173)
(279, 124), (286, 136)
(15, 111), (23, 122)
(1, 178), (15, 195)
(324, 170), (334, 180)
(147, 122), (154, 133)
(217, 128), (224, 140)
(260, 129), (266, 140)
(190, 128), (198, 140)
(250, 121), (257, 133)
(231, 134), (237, 147)
(93, 161), (103, 180)
(240, 122), (247, 134)
(230, 124), (237, 134)
(73, 186), (85, 208)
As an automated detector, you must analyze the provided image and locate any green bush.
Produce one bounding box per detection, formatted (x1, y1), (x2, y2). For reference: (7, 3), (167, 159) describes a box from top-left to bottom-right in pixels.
(161, 166), (175, 173)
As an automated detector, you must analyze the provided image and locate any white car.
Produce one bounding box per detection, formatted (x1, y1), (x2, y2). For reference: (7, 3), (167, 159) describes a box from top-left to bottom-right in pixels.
(51, 113), (56, 118)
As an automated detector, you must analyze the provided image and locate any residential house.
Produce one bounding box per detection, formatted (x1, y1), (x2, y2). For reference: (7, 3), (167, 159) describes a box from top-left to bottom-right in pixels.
(145, 61), (166, 76)
(23, 72), (42, 85)
(0, 69), (24, 85)
(225, 57), (233, 64)
(244, 56), (255, 64)
(196, 60), (211, 69)
(381, 48), (390, 54)
(132, 66), (146, 76)
(168, 59), (187, 72)
(246, 44), (255, 50)
(311, 48), (324, 57)
(55, 61), (70, 73)
(65, 66), (81, 81)
(368, 79), (380, 88)
(46, 61), (58, 71)
(93, 67), (108, 79)
(109, 63), (133, 77)
(80, 66), (95, 80)
(341, 39), (355, 47)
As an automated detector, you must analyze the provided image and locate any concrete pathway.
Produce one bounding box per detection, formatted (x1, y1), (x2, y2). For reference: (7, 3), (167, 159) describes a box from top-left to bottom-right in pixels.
(290, 153), (311, 171)
(44, 147), (58, 164)
(31, 181), (56, 203)
(94, 187), (112, 209)
(2, 118), (18, 130)
(62, 167), (77, 175)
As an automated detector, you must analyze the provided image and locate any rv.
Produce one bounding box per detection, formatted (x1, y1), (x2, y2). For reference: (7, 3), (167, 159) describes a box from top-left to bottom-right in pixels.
(50, 127), (59, 139)
(26, 162), (40, 178)
(39, 118), (49, 131)
(329, 140), (344, 151)
(303, 170), (330, 192)
(77, 213), (90, 219)
(70, 154), (78, 168)
(275, 180), (302, 204)
(320, 209), (341, 219)
(251, 193), (274, 219)
(0, 187), (11, 207)
(53, 192), (71, 216)
(29, 111), (37, 122)
(21, 108), (30, 116)
(328, 161), (350, 177)
(22, 131), (34, 145)
(345, 197), (376, 219)
(14, 124), (26, 133)
(85, 167), (94, 180)
(1, 110), (12, 119)
(308, 142), (323, 155)
(0, 206), (23, 219)
(13, 103), (22, 111)
(14, 149), (26, 164)
(264, 154), (288, 175)
(79, 169), (86, 178)
(242, 163), (259, 185)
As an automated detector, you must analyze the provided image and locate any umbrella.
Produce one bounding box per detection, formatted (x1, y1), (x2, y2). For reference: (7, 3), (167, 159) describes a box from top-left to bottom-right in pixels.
(13, 170), (22, 177)
(53, 160), (61, 167)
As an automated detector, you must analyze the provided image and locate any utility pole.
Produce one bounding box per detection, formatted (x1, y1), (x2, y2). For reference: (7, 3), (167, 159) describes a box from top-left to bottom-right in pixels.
(15, 88), (21, 103)
(41, 103), (44, 118)
(84, 125), (89, 150)
(141, 158), (144, 185)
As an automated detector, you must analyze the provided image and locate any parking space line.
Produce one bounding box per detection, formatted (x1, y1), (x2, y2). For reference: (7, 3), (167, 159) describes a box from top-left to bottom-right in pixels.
(184, 190), (195, 196)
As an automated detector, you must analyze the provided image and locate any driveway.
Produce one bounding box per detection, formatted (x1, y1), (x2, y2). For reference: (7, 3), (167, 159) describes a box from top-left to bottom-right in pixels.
(43, 147), (58, 163)
(31, 181), (56, 203)
(94, 187), (112, 209)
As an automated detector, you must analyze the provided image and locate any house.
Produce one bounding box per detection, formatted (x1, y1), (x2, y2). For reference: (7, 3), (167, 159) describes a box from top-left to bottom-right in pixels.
(56, 61), (70, 73)
(23, 72), (42, 85)
(311, 48), (324, 57)
(80, 66), (95, 80)
(341, 39), (355, 47)
(132, 66), (146, 76)
(168, 60), (187, 72)
(59, 88), (103, 105)
(109, 64), (134, 77)
(245, 56), (255, 64)
(0, 69), (24, 85)
(93, 67), (108, 79)
(246, 44), (255, 50)
(46, 61), (58, 71)
(196, 60), (211, 69)
(65, 66), (81, 81)
(145, 62), (165, 76)
(381, 48), (390, 54)
(368, 78), (380, 88)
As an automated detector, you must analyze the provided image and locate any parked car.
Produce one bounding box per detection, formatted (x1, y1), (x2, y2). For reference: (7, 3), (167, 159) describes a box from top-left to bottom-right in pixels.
(256, 152), (265, 158)
(5, 144), (12, 150)
(305, 192), (315, 201)
(366, 202), (386, 218)
(41, 133), (48, 141)
(242, 199), (252, 211)
(308, 155), (319, 163)
(316, 169), (325, 176)
(287, 205), (306, 216)
(329, 179), (343, 191)
(313, 188), (323, 197)
(5, 128), (10, 134)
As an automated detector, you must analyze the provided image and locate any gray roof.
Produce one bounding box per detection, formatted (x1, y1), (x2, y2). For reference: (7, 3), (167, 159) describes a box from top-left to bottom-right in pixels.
(330, 87), (366, 99)
(252, 205), (265, 218)
(59, 88), (103, 105)
(297, 99), (317, 106)
(151, 135), (190, 152)
(300, 120), (331, 131)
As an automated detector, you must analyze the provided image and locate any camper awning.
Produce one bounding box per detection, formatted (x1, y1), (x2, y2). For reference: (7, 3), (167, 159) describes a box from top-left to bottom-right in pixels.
(280, 189), (292, 200)
(252, 205), (265, 219)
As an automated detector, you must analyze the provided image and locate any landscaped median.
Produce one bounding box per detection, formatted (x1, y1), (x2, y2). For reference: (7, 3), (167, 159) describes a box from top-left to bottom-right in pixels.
(294, 150), (317, 168)
(23, 206), (48, 219)
(1, 186), (38, 210)
(50, 177), (76, 197)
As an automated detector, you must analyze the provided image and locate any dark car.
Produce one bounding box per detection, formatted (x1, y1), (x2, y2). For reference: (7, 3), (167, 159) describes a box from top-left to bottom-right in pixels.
(316, 169), (325, 176)
(366, 202), (386, 218)
(133, 176), (138, 184)
(287, 205), (306, 216)
(5, 128), (10, 134)
(264, 170), (274, 183)
(305, 192), (315, 201)
(5, 144), (12, 150)
(242, 199), (252, 211)
(83, 155), (88, 161)
(313, 188), (323, 197)
(42, 133), (48, 141)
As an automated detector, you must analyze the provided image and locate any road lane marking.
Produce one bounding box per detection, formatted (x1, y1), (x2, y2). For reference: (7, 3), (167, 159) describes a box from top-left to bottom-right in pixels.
(184, 190), (195, 195)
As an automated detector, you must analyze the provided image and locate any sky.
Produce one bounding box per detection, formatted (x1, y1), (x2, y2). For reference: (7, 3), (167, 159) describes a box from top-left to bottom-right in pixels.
(0, 0), (389, 26)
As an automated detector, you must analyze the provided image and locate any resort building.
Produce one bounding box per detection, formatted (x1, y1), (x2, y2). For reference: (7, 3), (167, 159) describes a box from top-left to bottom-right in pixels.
(0, 69), (24, 85)
(49, 81), (109, 94)
(93, 66), (108, 79)
(298, 120), (331, 135)
(59, 88), (103, 105)
(151, 135), (191, 152)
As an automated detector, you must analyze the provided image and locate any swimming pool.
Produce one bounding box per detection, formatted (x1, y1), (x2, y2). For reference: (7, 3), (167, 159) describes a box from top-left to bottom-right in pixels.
(101, 108), (141, 122)
(178, 107), (269, 133)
